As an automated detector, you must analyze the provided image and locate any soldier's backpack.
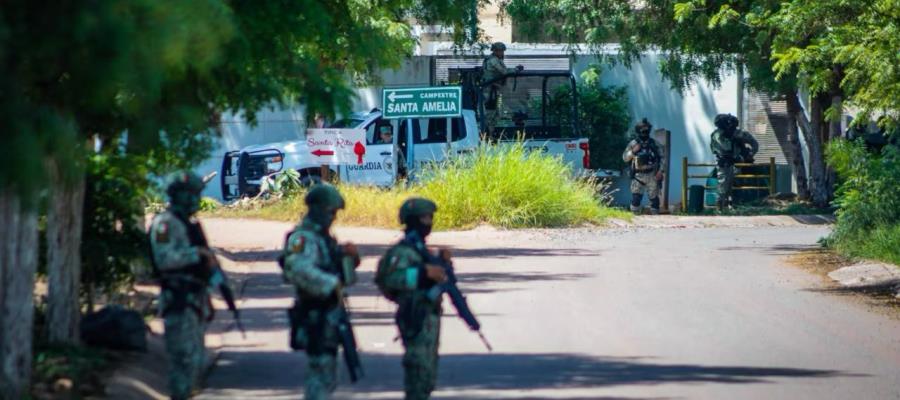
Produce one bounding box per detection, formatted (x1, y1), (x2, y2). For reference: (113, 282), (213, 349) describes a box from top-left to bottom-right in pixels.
(375, 244), (407, 302)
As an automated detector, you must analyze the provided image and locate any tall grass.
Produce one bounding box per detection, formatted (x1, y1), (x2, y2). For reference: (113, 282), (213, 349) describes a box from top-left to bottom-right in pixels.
(417, 143), (616, 228)
(826, 139), (900, 265)
(207, 142), (629, 229)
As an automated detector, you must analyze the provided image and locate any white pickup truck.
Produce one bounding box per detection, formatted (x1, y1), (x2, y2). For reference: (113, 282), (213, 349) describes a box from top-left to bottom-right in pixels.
(220, 110), (590, 201)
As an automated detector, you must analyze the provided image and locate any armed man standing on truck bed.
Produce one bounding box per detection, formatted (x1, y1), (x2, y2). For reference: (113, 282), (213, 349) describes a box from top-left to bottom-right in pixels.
(623, 119), (665, 214)
(482, 42), (523, 135)
(710, 114), (759, 211)
(281, 184), (362, 400)
(148, 172), (241, 400)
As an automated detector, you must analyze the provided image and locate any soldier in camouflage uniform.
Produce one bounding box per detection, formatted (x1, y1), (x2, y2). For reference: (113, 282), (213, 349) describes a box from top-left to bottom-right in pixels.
(375, 198), (449, 400)
(710, 114), (759, 210)
(281, 184), (360, 400)
(482, 42), (524, 135)
(623, 119), (665, 214)
(148, 172), (230, 400)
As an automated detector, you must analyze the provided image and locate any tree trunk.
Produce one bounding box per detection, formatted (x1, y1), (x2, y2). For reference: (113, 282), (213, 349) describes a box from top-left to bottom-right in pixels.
(784, 95), (810, 200)
(787, 91), (830, 207)
(46, 161), (86, 344)
(825, 91), (844, 199)
(0, 188), (39, 399)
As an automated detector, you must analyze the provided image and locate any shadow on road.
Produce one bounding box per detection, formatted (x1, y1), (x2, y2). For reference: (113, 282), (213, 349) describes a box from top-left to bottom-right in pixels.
(205, 351), (855, 394)
(718, 244), (820, 256)
(219, 265), (592, 302)
(214, 245), (599, 264)
(789, 215), (835, 225)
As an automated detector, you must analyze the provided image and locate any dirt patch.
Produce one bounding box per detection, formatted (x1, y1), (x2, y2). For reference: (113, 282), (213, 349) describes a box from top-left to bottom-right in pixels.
(787, 249), (854, 278)
(788, 249), (900, 317)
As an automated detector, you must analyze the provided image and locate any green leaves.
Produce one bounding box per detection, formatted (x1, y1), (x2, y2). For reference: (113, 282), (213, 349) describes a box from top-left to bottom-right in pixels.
(708, 4), (741, 28)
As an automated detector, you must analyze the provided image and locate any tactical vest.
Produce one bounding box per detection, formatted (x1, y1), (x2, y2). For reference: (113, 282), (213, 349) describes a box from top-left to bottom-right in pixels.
(154, 214), (210, 317)
(632, 138), (660, 172)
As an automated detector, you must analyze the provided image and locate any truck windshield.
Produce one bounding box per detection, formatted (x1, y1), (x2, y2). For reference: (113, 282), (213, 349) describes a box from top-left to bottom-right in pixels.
(328, 118), (365, 128)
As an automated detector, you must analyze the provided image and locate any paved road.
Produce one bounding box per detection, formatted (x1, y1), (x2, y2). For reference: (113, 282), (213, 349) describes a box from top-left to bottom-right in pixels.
(197, 218), (900, 400)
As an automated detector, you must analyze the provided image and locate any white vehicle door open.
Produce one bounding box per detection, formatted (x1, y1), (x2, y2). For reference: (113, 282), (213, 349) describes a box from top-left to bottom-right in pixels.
(342, 118), (395, 186)
(412, 117), (452, 170)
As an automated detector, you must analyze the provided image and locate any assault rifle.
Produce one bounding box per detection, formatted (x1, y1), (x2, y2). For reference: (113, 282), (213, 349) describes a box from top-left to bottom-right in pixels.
(424, 250), (493, 351)
(336, 298), (364, 382)
(335, 244), (364, 382)
(206, 254), (246, 339)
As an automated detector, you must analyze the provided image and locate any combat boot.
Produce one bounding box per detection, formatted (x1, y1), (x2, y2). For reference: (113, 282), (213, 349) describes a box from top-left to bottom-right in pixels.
(716, 197), (727, 212)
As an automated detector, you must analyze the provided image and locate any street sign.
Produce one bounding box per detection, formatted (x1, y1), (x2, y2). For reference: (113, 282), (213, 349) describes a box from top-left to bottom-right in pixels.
(382, 86), (462, 119)
(306, 129), (367, 165)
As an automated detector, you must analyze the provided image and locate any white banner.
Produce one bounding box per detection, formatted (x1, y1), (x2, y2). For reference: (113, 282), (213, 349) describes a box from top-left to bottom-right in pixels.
(306, 129), (367, 165)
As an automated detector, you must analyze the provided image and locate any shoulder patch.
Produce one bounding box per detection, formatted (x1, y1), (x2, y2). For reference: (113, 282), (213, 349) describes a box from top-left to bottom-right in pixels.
(156, 222), (170, 243)
(290, 235), (305, 253)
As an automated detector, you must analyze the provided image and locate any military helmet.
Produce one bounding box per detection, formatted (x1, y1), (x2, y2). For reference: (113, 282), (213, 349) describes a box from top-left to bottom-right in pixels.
(399, 197), (437, 224)
(714, 113), (739, 131)
(305, 183), (345, 210)
(165, 171), (204, 197)
(635, 118), (652, 135)
(490, 42), (507, 51)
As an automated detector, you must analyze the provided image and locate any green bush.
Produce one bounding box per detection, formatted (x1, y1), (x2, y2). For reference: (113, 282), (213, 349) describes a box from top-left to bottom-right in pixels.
(542, 67), (632, 169)
(417, 142), (620, 228)
(826, 139), (900, 264)
(33, 342), (110, 395)
(81, 153), (150, 304)
(199, 196), (221, 211)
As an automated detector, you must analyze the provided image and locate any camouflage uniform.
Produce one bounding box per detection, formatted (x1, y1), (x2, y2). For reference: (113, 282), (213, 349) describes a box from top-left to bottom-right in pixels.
(710, 115), (759, 208)
(376, 199), (443, 400)
(149, 172), (221, 400)
(623, 120), (664, 214)
(282, 185), (358, 400)
(482, 42), (519, 135)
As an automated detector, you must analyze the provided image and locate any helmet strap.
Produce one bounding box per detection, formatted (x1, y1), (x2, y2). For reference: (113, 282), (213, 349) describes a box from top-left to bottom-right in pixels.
(404, 216), (432, 239)
(307, 205), (337, 231)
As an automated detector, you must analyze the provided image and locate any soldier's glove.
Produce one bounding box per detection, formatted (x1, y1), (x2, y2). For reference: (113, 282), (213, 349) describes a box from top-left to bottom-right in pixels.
(716, 156), (734, 168)
(515, 65), (524, 72)
(424, 265), (448, 283)
(342, 243), (361, 269)
(438, 248), (452, 262)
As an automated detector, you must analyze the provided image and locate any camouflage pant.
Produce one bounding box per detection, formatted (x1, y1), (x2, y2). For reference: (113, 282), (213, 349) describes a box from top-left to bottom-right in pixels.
(164, 311), (205, 400)
(483, 92), (499, 135)
(401, 312), (441, 400)
(305, 353), (337, 400)
(716, 165), (736, 199)
(630, 171), (660, 199)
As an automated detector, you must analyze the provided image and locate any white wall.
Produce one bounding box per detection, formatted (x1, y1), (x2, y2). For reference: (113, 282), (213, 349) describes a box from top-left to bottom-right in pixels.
(573, 54), (740, 208)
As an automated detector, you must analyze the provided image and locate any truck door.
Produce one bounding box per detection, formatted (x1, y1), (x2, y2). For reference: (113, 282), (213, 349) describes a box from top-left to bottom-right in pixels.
(341, 118), (395, 186)
(413, 117), (452, 167)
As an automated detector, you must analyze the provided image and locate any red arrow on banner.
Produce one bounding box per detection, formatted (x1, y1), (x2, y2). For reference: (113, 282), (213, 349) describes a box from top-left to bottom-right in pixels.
(311, 149), (335, 157)
(353, 141), (366, 165)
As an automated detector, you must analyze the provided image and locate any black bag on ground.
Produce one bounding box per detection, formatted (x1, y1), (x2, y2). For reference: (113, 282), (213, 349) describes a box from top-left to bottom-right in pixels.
(80, 305), (148, 352)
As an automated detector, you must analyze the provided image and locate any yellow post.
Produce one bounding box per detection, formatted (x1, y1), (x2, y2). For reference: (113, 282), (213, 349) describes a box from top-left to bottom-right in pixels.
(681, 157), (688, 212)
(768, 157), (776, 195)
